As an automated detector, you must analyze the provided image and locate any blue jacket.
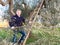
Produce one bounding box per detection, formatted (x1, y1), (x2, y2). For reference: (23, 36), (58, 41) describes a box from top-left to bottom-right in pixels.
(9, 14), (25, 27)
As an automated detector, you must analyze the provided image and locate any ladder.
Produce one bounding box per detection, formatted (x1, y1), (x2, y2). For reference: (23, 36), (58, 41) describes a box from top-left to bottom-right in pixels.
(22, 0), (45, 45)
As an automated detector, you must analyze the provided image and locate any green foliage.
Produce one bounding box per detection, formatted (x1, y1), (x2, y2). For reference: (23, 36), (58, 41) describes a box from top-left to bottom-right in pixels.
(26, 36), (38, 44)
(0, 29), (13, 40)
(0, 27), (60, 45)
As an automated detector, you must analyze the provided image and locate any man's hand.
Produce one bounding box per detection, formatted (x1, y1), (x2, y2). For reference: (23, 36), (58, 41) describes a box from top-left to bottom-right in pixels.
(29, 21), (32, 24)
(11, 26), (15, 30)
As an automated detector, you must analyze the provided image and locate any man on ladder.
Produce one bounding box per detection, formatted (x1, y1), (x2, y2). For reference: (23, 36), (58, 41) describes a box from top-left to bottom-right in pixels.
(9, 9), (26, 45)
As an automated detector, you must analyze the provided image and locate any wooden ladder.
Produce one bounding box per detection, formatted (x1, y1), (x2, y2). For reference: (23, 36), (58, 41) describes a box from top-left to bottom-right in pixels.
(21, 0), (45, 45)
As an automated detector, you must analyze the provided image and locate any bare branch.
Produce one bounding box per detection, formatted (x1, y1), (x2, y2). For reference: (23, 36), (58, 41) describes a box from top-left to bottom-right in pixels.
(0, 0), (15, 15)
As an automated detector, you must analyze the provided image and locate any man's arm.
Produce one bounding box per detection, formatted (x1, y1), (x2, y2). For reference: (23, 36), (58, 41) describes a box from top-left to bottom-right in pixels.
(23, 17), (25, 23)
(9, 16), (16, 27)
(22, 17), (25, 26)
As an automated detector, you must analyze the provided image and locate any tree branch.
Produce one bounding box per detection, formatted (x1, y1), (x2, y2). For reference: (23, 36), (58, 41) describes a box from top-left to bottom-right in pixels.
(0, 0), (15, 15)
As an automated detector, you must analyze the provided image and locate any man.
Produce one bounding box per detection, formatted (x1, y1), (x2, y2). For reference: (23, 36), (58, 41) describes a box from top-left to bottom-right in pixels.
(9, 9), (26, 45)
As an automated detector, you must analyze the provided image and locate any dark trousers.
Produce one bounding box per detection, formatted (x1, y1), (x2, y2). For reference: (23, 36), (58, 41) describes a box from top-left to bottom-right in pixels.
(12, 29), (26, 44)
